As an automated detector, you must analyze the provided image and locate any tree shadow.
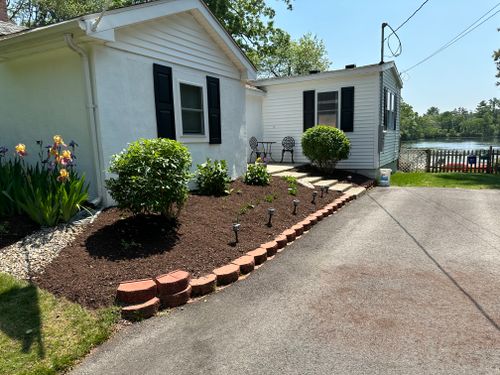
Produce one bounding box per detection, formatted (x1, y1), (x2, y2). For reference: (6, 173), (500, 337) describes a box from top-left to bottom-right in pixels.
(85, 214), (180, 261)
(0, 283), (45, 358)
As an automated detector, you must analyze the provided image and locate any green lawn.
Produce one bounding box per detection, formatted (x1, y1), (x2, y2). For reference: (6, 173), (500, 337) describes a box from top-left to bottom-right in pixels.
(0, 273), (119, 375)
(391, 172), (500, 190)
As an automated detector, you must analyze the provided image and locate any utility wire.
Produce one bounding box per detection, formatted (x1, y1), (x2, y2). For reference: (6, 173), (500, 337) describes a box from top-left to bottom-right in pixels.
(402, 3), (500, 73)
(385, 23), (402, 57)
(385, 0), (431, 40)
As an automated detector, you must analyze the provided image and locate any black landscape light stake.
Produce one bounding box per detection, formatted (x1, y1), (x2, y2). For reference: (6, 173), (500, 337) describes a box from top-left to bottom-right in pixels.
(312, 191), (318, 205)
(267, 207), (275, 227)
(232, 223), (241, 243)
(325, 185), (330, 194)
(293, 199), (300, 215)
(320, 186), (325, 198)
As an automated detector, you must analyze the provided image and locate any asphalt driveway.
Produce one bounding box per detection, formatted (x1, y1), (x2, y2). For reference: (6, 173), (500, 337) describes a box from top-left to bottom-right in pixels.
(73, 187), (500, 375)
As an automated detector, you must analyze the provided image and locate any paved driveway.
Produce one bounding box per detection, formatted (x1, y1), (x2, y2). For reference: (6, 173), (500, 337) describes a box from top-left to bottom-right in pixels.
(73, 187), (500, 375)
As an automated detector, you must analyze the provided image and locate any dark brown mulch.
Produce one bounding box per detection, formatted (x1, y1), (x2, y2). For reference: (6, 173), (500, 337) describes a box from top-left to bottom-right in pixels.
(0, 215), (39, 250)
(295, 164), (374, 188)
(34, 177), (341, 309)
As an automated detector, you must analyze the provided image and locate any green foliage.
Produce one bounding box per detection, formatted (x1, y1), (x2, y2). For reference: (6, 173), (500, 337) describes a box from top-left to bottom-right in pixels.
(195, 158), (231, 196)
(0, 273), (119, 375)
(106, 138), (192, 218)
(494, 28), (499, 86)
(264, 193), (278, 203)
(244, 162), (270, 186)
(0, 139), (89, 226)
(301, 125), (351, 172)
(0, 158), (25, 217)
(400, 98), (500, 140)
(391, 172), (500, 190)
(281, 175), (298, 195)
(16, 167), (88, 226)
(259, 32), (331, 78)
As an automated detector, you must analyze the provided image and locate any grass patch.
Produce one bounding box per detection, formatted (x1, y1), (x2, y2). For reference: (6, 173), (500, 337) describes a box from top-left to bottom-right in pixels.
(391, 172), (500, 190)
(0, 273), (119, 375)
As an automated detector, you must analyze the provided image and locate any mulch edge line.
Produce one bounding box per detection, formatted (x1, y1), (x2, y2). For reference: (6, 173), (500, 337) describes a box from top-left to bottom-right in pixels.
(117, 185), (374, 321)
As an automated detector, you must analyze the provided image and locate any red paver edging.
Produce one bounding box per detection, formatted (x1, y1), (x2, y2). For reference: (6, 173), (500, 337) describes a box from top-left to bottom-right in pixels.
(117, 187), (366, 321)
(121, 297), (160, 320)
(261, 241), (279, 256)
(247, 248), (268, 265)
(232, 255), (255, 274)
(161, 286), (192, 308)
(155, 270), (190, 296)
(213, 264), (240, 286)
(190, 274), (217, 297)
(116, 278), (157, 305)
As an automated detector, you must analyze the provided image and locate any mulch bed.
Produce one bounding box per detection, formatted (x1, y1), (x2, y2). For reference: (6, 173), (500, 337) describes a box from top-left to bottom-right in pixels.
(295, 164), (374, 188)
(0, 215), (39, 250)
(34, 177), (341, 309)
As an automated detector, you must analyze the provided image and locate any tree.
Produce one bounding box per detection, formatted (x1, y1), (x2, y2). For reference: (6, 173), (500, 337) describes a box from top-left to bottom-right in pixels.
(259, 32), (331, 78)
(494, 28), (499, 85)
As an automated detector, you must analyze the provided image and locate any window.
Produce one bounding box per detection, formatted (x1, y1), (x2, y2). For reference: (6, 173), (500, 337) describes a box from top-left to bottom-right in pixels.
(180, 83), (204, 134)
(384, 88), (397, 131)
(317, 91), (338, 127)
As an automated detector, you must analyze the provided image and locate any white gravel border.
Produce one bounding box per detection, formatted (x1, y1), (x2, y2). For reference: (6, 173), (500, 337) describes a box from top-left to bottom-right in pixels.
(0, 210), (101, 280)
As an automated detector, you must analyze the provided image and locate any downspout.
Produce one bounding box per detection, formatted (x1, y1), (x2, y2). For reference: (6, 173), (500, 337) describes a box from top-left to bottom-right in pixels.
(64, 33), (104, 206)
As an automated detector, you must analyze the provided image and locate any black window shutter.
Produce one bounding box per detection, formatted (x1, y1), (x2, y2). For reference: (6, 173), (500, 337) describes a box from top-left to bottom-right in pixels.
(207, 76), (221, 144)
(383, 87), (388, 130)
(340, 86), (355, 132)
(393, 94), (398, 130)
(153, 64), (176, 139)
(303, 90), (315, 132)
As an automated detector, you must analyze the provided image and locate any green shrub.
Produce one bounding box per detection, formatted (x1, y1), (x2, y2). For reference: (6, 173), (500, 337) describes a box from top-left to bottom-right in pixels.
(281, 175), (298, 196)
(106, 138), (192, 217)
(244, 161), (270, 186)
(301, 125), (350, 172)
(195, 159), (230, 196)
(0, 158), (24, 218)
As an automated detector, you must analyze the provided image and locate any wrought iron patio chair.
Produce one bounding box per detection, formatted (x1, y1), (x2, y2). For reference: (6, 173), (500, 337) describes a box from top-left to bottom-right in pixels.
(280, 136), (295, 163)
(248, 136), (263, 163)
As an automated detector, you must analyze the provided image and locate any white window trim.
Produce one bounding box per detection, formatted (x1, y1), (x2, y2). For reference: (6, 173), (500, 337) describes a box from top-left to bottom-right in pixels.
(384, 88), (398, 133)
(315, 89), (339, 128)
(174, 78), (209, 143)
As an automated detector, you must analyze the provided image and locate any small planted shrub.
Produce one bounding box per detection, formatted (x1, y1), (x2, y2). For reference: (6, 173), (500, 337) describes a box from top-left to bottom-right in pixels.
(106, 138), (192, 218)
(0, 137), (89, 226)
(281, 175), (298, 196)
(195, 159), (231, 196)
(301, 125), (351, 173)
(244, 159), (270, 186)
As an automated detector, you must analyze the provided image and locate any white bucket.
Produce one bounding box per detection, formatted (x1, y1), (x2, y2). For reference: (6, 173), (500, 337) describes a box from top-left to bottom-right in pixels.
(379, 168), (392, 187)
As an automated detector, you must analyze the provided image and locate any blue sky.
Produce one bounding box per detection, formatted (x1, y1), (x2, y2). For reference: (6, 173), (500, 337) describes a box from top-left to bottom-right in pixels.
(270, 0), (499, 114)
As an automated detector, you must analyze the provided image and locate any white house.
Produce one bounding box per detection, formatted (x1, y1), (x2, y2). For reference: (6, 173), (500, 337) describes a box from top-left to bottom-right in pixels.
(1, 0), (402, 207)
(248, 62), (403, 178)
(0, 0), (256, 205)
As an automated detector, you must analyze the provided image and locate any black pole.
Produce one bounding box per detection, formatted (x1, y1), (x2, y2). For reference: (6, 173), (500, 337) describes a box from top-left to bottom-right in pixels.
(380, 22), (388, 64)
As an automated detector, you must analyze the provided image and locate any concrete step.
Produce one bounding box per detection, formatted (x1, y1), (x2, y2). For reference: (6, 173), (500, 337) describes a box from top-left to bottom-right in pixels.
(297, 179), (315, 189)
(298, 176), (323, 185)
(344, 186), (367, 199)
(314, 179), (339, 187)
(266, 164), (296, 175)
(330, 183), (353, 193)
(274, 171), (309, 179)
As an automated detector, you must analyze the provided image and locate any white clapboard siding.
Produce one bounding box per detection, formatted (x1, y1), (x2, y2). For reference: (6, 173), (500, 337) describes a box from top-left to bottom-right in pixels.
(380, 68), (401, 167)
(261, 73), (380, 169)
(110, 11), (240, 79)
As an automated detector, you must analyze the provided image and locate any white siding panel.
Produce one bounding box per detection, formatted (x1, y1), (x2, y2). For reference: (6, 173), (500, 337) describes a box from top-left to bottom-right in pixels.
(261, 73), (380, 169)
(380, 69), (401, 167)
(111, 12), (240, 79)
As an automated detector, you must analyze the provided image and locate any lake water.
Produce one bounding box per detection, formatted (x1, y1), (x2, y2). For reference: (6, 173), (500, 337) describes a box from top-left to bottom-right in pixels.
(402, 138), (500, 150)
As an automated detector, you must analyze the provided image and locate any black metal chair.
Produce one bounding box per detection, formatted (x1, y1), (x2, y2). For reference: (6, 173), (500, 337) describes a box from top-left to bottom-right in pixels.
(248, 136), (263, 163)
(280, 136), (295, 163)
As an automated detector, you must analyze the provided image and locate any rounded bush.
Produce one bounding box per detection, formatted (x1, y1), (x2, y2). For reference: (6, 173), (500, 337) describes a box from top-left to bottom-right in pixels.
(106, 138), (192, 217)
(301, 125), (350, 172)
(196, 158), (230, 196)
(244, 160), (270, 186)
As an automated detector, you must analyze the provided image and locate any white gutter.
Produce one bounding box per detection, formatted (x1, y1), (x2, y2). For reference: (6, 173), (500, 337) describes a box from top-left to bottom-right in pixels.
(64, 33), (104, 206)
